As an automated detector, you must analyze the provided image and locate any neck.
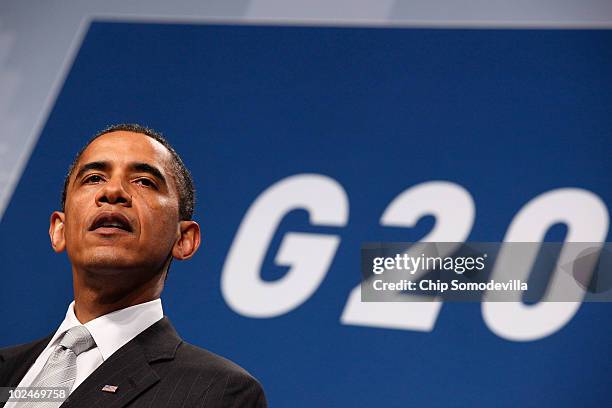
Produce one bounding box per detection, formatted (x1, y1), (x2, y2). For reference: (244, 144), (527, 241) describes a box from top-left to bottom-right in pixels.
(71, 266), (166, 324)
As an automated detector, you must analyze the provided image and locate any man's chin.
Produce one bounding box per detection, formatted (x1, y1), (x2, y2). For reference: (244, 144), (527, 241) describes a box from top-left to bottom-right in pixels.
(70, 246), (171, 276)
(81, 250), (142, 274)
(85, 262), (137, 275)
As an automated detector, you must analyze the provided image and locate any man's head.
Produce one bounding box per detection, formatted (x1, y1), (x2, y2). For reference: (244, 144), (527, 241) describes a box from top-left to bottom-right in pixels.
(49, 124), (201, 286)
(61, 124), (195, 221)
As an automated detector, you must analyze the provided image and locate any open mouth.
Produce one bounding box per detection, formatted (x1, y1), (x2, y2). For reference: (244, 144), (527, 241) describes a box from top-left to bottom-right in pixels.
(89, 212), (133, 233)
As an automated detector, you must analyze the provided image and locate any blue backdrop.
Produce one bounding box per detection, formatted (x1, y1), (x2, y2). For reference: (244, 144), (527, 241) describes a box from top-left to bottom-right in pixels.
(1, 23), (611, 407)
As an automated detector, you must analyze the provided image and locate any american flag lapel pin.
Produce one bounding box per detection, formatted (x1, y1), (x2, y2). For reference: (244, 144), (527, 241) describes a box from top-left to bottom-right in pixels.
(101, 385), (119, 393)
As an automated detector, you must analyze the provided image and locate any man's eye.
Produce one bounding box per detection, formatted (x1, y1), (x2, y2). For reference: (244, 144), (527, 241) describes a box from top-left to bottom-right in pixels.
(83, 175), (103, 183)
(135, 178), (157, 188)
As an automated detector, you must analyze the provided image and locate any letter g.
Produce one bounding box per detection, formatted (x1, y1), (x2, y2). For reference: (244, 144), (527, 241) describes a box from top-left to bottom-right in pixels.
(221, 174), (349, 318)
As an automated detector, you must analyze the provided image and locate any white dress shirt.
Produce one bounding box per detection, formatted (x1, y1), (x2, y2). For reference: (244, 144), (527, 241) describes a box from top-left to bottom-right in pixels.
(5, 299), (163, 408)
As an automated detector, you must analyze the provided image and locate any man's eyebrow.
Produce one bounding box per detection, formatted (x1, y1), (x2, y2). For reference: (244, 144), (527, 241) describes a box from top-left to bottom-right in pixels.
(73, 161), (109, 183)
(130, 162), (167, 186)
(72, 161), (167, 187)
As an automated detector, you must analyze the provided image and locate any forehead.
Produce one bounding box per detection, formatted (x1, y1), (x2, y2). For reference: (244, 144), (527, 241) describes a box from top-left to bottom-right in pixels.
(78, 131), (172, 171)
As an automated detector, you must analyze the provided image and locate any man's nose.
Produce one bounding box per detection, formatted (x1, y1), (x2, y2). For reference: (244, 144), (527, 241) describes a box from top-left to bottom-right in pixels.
(95, 178), (132, 207)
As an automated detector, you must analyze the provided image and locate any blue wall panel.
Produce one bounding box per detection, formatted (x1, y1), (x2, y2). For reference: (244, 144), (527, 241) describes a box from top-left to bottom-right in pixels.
(1, 23), (610, 407)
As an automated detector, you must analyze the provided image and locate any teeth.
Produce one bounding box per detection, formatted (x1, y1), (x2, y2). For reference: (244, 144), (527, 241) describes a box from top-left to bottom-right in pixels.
(92, 215), (130, 231)
(100, 222), (124, 229)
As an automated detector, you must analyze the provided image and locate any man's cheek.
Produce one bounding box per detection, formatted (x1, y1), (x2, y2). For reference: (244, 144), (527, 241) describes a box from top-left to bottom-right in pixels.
(147, 219), (178, 249)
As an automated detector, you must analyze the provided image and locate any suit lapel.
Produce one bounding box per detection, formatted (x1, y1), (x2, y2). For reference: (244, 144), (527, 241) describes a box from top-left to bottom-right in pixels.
(0, 334), (52, 388)
(61, 317), (182, 408)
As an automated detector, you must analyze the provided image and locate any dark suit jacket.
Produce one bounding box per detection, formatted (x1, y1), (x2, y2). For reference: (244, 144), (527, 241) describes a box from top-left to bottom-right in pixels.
(0, 317), (267, 407)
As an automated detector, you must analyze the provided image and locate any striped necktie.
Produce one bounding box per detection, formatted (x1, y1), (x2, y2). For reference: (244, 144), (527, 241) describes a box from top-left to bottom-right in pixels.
(21, 325), (96, 407)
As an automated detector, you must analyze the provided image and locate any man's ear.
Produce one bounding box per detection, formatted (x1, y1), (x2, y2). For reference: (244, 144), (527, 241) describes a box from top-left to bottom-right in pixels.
(172, 221), (201, 260)
(49, 211), (66, 253)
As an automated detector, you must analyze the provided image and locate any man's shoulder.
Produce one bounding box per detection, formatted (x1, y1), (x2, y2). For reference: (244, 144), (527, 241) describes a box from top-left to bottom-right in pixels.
(123, 316), (267, 406)
(139, 318), (260, 384)
(0, 341), (33, 357)
(172, 341), (262, 385)
(0, 335), (51, 361)
(155, 340), (267, 406)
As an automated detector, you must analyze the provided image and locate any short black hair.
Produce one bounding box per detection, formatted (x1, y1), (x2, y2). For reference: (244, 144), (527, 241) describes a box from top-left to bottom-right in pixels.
(61, 123), (195, 220)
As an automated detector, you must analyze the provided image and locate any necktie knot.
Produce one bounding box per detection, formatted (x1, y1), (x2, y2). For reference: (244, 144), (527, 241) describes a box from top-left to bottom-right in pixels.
(59, 325), (96, 356)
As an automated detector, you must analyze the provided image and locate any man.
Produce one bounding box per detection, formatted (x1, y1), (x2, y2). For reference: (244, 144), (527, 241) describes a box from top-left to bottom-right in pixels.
(0, 124), (267, 407)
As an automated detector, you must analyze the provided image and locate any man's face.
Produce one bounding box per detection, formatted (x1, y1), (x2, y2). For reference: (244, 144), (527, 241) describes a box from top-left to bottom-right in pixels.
(57, 131), (181, 275)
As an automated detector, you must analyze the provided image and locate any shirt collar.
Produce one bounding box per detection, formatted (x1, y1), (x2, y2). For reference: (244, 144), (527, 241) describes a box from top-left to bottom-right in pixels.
(47, 299), (164, 361)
